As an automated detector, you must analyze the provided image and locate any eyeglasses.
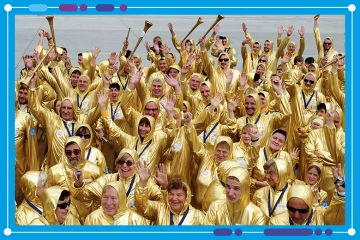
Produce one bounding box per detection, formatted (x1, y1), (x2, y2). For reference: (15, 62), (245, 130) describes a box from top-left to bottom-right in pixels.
(324, 42), (332, 45)
(304, 79), (315, 84)
(57, 200), (71, 209)
(219, 58), (229, 62)
(117, 160), (133, 167)
(65, 149), (81, 156)
(287, 204), (309, 214)
(76, 134), (91, 139)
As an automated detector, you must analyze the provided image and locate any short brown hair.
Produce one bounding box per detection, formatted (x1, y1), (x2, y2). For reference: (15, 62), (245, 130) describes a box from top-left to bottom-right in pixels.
(167, 178), (187, 197)
(263, 159), (278, 173)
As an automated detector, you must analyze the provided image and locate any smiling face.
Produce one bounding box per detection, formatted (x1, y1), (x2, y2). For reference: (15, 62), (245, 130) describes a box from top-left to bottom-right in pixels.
(60, 99), (74, 121)
(265, 168), (279, 189)
(101, 186), (120, 217)
(263, 40), (271, 52)
(168, 68), (179, 78)
(65, 142), (81, 167)
(151, 80), (163, 98)
(138, 119), (151, 139)
(168, 188), (186, 214)
(323, 38), (332, 50)
(77, 75), (89, 92)
(117, 155), (135, 179)
(110, 87), (120, 102)
(225, 177), (241, 204)
(303, 73), (316, 91)
(244, 96), (256, 116)
(252, 42), (261, 54)
(218, 54), (230, 69)
(269, 132), (286, 152)
(159, 59), (168, 73)
(70, 72), (80, 88)
(200, 84), (211, 100)
(214, 142), (230, 165)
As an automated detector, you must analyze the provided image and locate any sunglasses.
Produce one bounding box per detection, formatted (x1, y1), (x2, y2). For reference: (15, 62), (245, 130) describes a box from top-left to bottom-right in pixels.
(304, 79), (315, 84)
(219, 58), (229, 62)
(287, 204), (309, 214)
(76, 134), (91, 139)
(259, 59), (267, 63)
(65, 149), (81, 156)
(324, 42), (332, 45)
(117, 160), (133, 167)
(57, 200), (71, 209)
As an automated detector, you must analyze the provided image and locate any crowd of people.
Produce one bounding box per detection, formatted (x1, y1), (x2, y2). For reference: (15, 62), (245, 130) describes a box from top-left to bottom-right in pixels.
(15, 14), (345, 226)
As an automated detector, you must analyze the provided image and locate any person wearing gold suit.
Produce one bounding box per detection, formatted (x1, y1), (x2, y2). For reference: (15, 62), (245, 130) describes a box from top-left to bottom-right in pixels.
(184, 110), (235, 207)
(135, 162), (205, 225)
(253, 159), (292, 223)
(74, 124), (107, 173)
(30, 186), (80, 225)
(199, 37), (241, 96)
(16, 171), (47, 225)
(73, 148), (163, 210)
(27, 73), (101, 169)
(84, 181), (149, 225)
(47, 136), (103, 223)
(252, 129), (295, 192)
(294, 163), (328, 207)
(202, 160), (243, 212)
(205, 167), (266, 225)
(313, 15), (338, 64)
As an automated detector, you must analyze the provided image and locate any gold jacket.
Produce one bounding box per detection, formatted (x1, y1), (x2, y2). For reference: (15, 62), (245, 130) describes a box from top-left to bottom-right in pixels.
(84, 181), (150, 225)
(134, 181), (204, 225)
(253, 159), (292, 223)
(16, 171), (43, 225)
(205, 167), (266, 225)
(47, 136), (103, 222)
(30, 186), (80, 225)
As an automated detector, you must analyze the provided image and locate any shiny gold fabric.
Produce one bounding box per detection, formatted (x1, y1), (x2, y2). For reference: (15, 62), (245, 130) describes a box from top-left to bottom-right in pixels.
(204, 167), (266, 225)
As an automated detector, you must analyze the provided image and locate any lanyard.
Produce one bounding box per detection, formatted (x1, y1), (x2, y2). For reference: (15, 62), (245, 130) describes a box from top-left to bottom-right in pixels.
(135, 139), (153, 158)
(86, 147), (92, 160)
(301, 91), (315, 109)
(77, 92), (89, 109)
(264, 148), (269, 162)
(126, 175), (136, 197)
(289, 209), (313, 225)
(63, 121), (75, 137)
(203, 122), (219, 143)
(110, 102), (121, 120)
(117, 73), (129, 90)
(268, 183), (288, 217)
(246, 113), (262, 125)
(170, 207), (189, 225)
(25, 198), (42, 215)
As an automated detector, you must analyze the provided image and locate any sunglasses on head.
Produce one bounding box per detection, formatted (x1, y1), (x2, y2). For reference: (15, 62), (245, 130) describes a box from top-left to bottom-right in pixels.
(287, 204), (309, 214)
(76, 133), (91, 139)
(304, 79), (315, 84)
(219, 58), (229, 62)
(117, 160), (133, 167)
(65, 149), (81, 156)
(57, 200), (71, 209)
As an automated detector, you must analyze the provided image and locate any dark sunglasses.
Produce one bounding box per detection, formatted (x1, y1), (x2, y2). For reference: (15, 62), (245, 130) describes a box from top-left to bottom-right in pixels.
(117, 160), (133, 167)
(76, 134), (91, 139)
(219, 58), (229, 62)
(304, 79), (315, 84)
(287, 204), (309, 214)
(324, 42), (332, 45)
(259, 59), (267, 63)
(65, 149), (81, 156)
(57, 200), (71, 209)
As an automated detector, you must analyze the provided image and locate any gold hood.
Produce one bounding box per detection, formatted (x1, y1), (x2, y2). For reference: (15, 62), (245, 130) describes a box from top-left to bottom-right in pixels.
(42, 186), (69, 225)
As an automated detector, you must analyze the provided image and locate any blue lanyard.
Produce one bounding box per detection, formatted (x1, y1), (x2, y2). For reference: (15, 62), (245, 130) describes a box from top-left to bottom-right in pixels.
(301, 91), (315, 109)
(110, 102), (121, 120)
(268, 183), (288, 217)
(135, 139), (153, 158)
(126, 175), (136, 197)
(264, 148), (269, 162)
(86, 147), (92, 160)
(246, 113), (262, 125)
(25, 198), (42, 216)
(170, 207), (189, 225)
(203, 122), (219, 143)
(63, 121), (75, 137)
(77, 92), (89, 109)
